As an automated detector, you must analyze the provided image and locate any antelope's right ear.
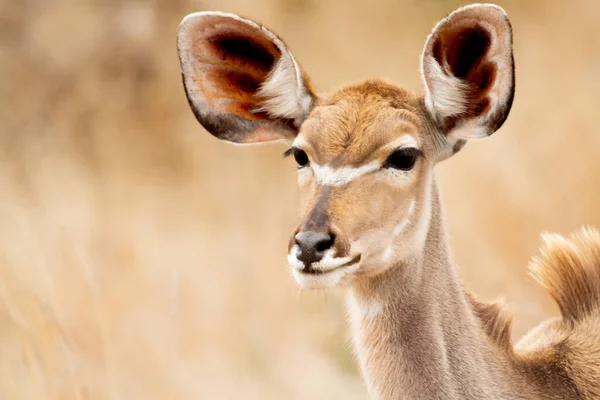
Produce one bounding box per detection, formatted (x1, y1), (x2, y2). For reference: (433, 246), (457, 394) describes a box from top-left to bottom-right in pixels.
(177, 12), (316, 144)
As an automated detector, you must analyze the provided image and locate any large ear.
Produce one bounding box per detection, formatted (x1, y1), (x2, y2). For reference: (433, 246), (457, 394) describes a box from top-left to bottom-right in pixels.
(421, 4), (515, 143)
(177, 12), (316, 144)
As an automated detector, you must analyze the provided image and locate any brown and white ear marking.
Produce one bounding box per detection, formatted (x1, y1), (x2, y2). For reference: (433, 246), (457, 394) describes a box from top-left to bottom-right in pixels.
(421, 4), (515, 143)
(177, 12), (316, 144)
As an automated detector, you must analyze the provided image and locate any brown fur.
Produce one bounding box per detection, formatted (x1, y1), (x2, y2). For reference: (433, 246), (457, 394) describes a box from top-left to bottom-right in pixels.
(178, 5), (600, 400)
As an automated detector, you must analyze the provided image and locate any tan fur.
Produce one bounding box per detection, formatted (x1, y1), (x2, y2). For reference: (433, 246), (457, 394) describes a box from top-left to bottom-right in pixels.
(347, 186), (600, 400)
(467, 292), (513, 351)
(529, 228), (600, 324)
(178, 4), (600, 399)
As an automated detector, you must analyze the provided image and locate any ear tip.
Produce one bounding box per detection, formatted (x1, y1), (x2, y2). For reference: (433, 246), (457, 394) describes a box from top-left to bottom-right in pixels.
(426, 3), (511, 45)
(178, 11), (242, 54)
(480, 3), (508, 14)
(180, 10), (237, 24)
(179, 11), (209, 29)
(177, 12), (204, 44)
(453, 3), (509, 19)
(471, 3), (507, 12)
(178, 11), (245, 36)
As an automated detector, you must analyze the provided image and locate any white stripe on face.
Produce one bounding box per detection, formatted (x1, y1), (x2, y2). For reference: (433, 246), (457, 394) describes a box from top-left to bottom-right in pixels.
(385, 134), (419, 150)
(312, 161), (380, 186)
(382, 199), (417, 261)
(393, 199), (416, 235)
(292, 135), (419, 187)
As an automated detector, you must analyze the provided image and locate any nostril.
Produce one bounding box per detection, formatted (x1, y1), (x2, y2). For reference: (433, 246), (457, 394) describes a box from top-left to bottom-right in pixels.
(316, 233), (335, 252)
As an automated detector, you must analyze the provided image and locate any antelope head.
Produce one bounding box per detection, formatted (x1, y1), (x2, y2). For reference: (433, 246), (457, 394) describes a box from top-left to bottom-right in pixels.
(177, 4), (515, 289)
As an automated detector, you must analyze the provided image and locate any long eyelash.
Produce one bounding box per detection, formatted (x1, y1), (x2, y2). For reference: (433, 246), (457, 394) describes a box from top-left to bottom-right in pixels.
(283, 147), (298, 158)
(382, 147), (423, 168)
(396, 147), (423, 158)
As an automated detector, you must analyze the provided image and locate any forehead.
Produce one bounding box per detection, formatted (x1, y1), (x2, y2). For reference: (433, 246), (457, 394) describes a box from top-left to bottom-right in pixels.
(297, 80), (426, 166)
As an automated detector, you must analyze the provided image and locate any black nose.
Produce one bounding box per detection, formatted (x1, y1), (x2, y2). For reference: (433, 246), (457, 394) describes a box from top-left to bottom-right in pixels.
(294, 231), (335, 266)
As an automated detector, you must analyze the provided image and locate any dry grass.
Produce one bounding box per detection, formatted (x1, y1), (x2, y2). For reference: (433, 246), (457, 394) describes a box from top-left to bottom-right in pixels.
(0, 0), (599, 398)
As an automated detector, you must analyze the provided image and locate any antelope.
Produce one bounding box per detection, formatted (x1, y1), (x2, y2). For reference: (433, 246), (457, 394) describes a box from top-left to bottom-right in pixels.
(177, 4), (600, 399)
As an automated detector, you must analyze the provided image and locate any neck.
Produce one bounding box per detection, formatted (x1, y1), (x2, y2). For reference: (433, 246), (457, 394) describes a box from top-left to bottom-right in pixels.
(347, 180), (512, 400)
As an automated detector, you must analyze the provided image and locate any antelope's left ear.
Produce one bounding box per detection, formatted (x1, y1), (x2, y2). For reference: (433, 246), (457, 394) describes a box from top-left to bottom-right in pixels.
(421, 4), (515, 144)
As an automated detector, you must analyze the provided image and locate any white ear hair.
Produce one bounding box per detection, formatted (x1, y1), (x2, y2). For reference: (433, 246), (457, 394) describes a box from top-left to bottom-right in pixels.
(422, 56), (470, 119)
(256, 43), (313, 125)
(177, 11), (316, 143)
(181, 12), (313, 126)
(420, 4), (514, 142)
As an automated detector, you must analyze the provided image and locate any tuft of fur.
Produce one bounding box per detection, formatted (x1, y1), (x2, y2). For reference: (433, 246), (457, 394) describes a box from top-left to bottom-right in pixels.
(256, 54), (314, 126)
(529, 227), (600, 325)
(467, 292), (513, 350)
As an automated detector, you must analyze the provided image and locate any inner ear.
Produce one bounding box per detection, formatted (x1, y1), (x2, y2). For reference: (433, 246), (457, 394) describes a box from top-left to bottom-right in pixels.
(212, 34), (278, 71)
(421, 5), (515, 141)
(209, 37), (276, 98)
(435, 26), (492, 79)
(178, 13), (316, 144)
(191, 19), (282, 122)
(432, 25), (497, 122)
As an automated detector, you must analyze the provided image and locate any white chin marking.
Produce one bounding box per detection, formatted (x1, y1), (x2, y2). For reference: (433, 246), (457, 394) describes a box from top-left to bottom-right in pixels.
(287, 247), (360, 289)
(291, 263), (360, 289)
(291, 268), (347, 289)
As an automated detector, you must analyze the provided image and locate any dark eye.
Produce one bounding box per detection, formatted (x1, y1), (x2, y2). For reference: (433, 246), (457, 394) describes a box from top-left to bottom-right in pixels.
(293, 149), (309, 168)
(384, 148), (420, 171)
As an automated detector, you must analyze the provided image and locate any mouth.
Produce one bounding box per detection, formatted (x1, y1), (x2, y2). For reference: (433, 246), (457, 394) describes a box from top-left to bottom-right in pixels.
(288, 251), (362, 289)
(299, 254), (362, 275)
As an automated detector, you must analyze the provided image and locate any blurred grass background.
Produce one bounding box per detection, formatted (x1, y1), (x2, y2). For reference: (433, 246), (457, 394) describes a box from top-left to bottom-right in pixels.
(1, 0), (599, 398)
